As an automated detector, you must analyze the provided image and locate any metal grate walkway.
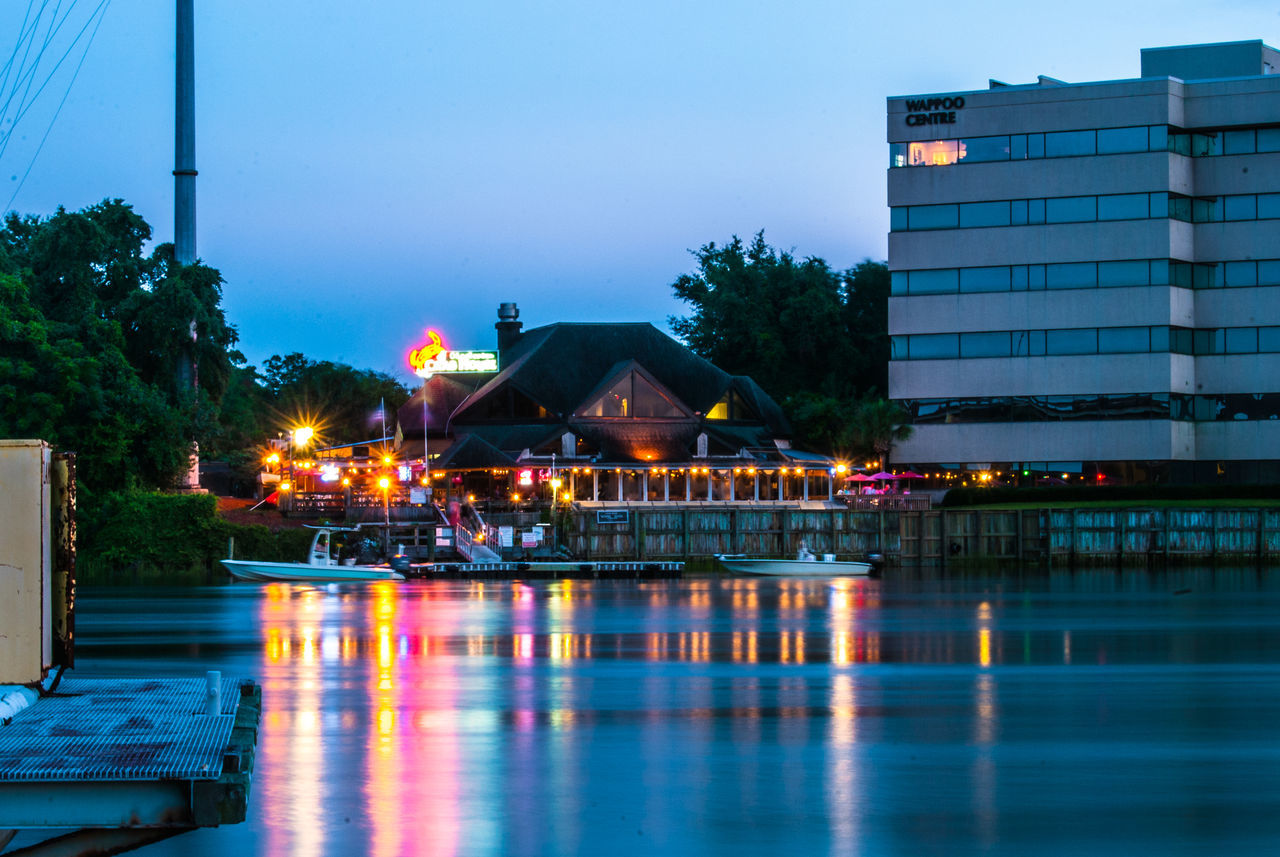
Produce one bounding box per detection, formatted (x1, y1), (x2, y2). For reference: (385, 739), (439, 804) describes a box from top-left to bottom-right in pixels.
(0, 676), (242, 782)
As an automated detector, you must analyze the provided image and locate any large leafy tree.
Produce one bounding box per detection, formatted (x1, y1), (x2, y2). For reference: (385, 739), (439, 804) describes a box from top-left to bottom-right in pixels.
(670, 232), (861, 402)
(0, 199), (237, 492)
(208, 354), (412, 466)
(670, 231), (899, 454)
(260, 353), (411, 447)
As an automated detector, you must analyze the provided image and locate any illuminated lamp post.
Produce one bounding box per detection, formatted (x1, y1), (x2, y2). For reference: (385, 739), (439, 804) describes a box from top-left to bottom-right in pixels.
(283, 426), (313, 513)
(550, 475), (563, 549)
(378, 475), (391, 554)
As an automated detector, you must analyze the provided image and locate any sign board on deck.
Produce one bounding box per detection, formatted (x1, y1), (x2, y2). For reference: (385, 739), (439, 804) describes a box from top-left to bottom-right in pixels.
(521, 530), (540, 548)
(499, 526), (514, 548)
(596, 509), (630, 525)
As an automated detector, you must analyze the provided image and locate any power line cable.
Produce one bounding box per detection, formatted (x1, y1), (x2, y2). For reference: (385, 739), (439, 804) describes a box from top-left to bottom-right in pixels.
(0, 1), (53, 127)
(0, 1), (44, 101)
(4, 0), (109, 214)
(6, 1), (69, 133)
(0, 0), (84, 153)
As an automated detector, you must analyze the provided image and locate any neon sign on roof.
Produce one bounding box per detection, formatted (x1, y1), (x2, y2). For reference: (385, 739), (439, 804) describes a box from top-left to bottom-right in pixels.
(407, 330), (499, 378)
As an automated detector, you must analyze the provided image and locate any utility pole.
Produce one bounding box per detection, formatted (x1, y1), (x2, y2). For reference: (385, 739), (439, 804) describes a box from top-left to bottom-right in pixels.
(175, 0), (201, 489)
(175, 0), (196, 265)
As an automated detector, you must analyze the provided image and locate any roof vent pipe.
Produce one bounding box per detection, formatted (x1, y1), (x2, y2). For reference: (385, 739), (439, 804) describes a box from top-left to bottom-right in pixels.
(496, 302), (523, 363)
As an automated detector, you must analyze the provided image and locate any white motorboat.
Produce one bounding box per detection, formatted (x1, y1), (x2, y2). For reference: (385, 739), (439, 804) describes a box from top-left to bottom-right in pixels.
(222, 526), (405, 583)
(715, 545), (873, 577)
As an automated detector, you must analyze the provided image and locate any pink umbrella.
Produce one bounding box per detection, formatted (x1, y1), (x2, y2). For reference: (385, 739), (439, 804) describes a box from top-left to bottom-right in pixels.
(845, 473), (874, 481)
(898, 471), (925, 478)
(871, 472), (898, 480)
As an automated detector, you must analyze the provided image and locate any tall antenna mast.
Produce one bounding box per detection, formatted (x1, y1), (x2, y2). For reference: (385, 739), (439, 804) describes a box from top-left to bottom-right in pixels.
(174, 0), (196, 264)
(176, 0), (200, 489)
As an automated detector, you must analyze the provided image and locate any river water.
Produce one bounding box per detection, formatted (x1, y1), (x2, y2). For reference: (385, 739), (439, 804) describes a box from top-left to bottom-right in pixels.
(31, 569), (1280, 856)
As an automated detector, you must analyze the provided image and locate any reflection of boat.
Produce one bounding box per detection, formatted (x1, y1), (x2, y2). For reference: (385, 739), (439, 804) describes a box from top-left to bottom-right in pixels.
(222, 527), (405, 582)
(715, 545), (872, 577)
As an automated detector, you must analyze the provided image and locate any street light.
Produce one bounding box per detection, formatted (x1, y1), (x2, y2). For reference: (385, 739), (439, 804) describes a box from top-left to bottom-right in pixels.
(287, 426), (315, 504)
(378, 475), (391, 554)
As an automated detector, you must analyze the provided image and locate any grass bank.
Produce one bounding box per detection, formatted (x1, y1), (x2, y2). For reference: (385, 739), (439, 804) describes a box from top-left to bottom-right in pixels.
(79, 491), (313, 584)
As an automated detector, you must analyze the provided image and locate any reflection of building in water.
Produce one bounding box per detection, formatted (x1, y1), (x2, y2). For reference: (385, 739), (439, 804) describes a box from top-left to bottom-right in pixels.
(259, 585), (329, 857)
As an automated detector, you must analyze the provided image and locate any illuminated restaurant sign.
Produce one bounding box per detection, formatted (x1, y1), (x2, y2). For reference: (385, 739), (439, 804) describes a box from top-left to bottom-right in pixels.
(407, 329), (499, 378)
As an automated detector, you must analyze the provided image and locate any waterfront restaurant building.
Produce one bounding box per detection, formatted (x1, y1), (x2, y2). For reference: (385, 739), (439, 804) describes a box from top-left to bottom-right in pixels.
(888, 40), (1280, 484)
(389, 305), (846, 505)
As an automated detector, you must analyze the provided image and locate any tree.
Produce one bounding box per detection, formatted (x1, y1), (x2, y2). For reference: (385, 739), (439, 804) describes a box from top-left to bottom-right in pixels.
(846, 397), (913, 469)
(259, 353), (411, 447)
(670, 231), (894, 453)
(0, 199), (238, 492)
(670, 232), (863, 403)
(842, 260), (891, 395)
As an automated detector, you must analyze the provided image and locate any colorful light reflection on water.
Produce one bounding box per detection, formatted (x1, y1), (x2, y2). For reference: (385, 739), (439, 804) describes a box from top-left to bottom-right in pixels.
(61, 571), (1280, 856)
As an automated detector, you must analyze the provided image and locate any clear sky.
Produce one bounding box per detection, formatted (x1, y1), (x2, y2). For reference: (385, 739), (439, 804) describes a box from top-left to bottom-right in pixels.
(3, 1), (1277, 385)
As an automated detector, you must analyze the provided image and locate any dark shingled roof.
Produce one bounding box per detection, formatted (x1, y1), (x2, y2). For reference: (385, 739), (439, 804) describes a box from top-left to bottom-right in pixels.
(397, 373), (492, 434)
(393, 320), (791, 466)
(455, 323), (739, 421)
(434, 434), (519, 468)
(458, 424), (569, 456)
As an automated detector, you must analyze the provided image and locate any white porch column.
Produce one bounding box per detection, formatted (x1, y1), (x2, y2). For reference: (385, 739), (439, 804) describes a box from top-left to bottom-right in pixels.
(592, 469), (599, 501)
(803, 469), (809, 501)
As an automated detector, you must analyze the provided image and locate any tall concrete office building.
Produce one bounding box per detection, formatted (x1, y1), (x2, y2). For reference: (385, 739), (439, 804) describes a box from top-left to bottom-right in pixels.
(887, 41), (1280, 483)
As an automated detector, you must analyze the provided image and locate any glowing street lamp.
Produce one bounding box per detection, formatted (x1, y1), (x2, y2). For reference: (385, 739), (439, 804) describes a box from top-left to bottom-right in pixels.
(378, 475), (391, 546)
(286, 425), (315, 504)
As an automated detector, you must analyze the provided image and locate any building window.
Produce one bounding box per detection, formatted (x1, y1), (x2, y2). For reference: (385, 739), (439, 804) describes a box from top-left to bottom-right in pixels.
(895, 123), (1280, 169)
(900, 393), (1199, 423)
(890, 125), (1167, 168)
(888, 324), (1280, 360)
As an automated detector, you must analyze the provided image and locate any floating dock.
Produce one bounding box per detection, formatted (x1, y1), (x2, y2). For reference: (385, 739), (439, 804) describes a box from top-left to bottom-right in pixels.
(0, 675), (261, 853)
(405, 560), (684, 580)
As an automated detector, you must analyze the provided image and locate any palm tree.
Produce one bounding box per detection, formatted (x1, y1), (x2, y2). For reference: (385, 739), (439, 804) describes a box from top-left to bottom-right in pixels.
(848, 397), (913, 469)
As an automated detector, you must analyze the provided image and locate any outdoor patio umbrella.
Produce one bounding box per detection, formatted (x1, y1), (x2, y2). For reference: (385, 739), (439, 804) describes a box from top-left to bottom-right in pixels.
(870, 472), (898, 480)
(898, 471), (925, 478)
(845, 473), (875, 481)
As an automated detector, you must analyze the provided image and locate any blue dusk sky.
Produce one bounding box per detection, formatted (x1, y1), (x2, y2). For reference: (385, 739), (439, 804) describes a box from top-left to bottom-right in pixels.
(2, 1), (1277, 384)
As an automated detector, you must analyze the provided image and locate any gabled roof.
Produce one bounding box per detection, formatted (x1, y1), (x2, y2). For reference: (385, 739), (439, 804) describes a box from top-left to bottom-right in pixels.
(729, 376), (791, 434)
(575, 359), (695, 420)
(397, 373), (492, 434)
(459, 423), (569, 457)
(433, 434), (518, 468)
(453, 323), (739, 422)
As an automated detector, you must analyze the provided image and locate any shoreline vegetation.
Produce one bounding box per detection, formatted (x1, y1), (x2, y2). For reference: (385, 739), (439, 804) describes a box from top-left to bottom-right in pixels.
(77, 486), (1280, 585)
(79, 492), (313, 585)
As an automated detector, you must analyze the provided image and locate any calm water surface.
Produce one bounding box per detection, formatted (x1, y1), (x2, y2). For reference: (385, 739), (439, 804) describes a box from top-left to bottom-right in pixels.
(37, 570), (1280, 855)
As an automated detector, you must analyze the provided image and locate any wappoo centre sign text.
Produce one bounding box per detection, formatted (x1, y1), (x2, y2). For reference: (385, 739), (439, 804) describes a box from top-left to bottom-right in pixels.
(904, 96), (965, 126)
